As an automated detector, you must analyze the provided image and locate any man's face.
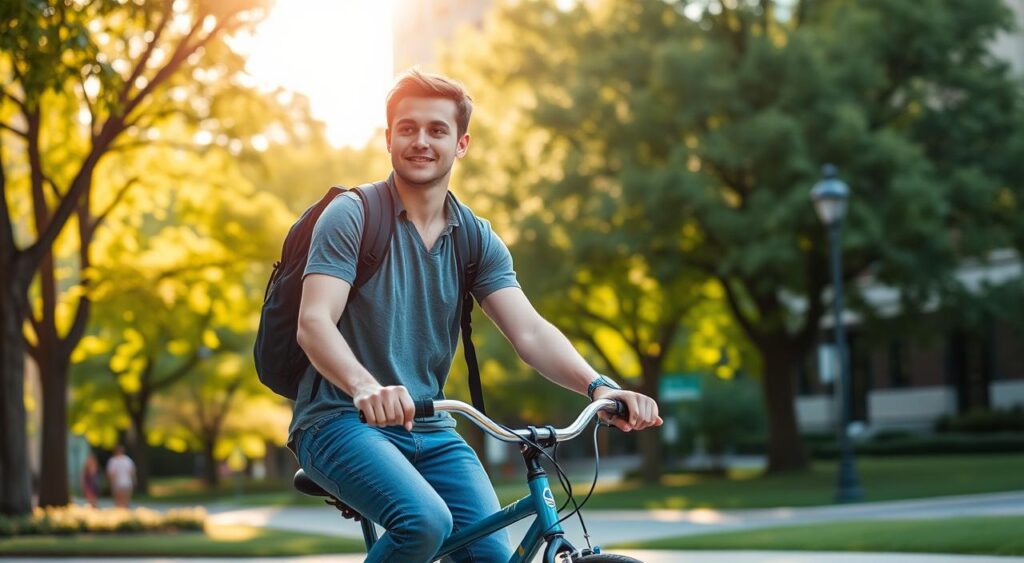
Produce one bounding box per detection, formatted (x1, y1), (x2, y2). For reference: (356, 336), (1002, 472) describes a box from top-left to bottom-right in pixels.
(386, 96), (469, 187)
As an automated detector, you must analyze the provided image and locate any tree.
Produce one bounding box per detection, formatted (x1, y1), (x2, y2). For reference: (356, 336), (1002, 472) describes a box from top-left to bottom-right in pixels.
(1, 0), (271, 513)
(69, 141), (290, 492)
(444, 0), (1024, 473)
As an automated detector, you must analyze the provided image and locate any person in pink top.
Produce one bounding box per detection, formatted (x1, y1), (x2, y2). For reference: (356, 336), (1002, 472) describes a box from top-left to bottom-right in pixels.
(105, 445), (136, 508)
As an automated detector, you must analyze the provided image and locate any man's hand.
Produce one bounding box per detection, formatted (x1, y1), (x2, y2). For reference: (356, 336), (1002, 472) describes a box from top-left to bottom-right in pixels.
(353, 384), (416, 431)
(592, 386), (662, 432)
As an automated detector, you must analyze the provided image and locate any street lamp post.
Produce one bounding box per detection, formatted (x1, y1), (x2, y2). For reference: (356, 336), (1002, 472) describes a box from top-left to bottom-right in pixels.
(811, 164), (864, 503)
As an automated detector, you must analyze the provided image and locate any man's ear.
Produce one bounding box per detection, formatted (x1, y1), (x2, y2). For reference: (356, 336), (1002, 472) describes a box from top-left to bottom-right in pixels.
(385, 128), (392, 153)
(456, 133), (471, 158)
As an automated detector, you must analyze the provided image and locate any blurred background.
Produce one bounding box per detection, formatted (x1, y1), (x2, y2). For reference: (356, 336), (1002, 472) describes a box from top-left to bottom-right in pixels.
(1, 0), (1023, 558)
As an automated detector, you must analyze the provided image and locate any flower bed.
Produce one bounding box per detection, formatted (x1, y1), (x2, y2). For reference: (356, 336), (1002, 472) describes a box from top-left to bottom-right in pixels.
(0, 505), (206, 537)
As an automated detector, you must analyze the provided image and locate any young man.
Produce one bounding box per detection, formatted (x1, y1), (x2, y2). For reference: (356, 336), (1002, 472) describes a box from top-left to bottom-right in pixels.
(291, 70), (661, 562)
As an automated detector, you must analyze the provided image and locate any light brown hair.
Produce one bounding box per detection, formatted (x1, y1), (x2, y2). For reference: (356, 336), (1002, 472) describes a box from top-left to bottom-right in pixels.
(386, 69), (474, 137)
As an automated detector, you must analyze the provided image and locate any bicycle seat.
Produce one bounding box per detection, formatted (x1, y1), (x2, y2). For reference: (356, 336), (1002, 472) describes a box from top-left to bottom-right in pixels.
(293, 470), (365, 522)
(293, 469), (331, 497)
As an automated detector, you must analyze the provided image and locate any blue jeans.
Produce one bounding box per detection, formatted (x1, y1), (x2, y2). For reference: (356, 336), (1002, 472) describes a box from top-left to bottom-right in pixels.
(297, 411), (513, 562)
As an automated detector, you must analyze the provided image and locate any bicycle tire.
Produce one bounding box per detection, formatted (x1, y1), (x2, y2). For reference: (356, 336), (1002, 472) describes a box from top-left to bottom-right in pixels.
(574, 554), (643, 563)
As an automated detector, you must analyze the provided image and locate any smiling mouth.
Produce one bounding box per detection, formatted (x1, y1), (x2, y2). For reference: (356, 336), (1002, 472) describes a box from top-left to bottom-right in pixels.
(406, 155), (435, 163)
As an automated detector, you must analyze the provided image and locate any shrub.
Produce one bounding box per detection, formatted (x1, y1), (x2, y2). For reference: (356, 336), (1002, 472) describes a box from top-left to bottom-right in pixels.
(810, 432), (1024, 458)
(935, 406), (1024, 434)
(0, 505), (207, 537)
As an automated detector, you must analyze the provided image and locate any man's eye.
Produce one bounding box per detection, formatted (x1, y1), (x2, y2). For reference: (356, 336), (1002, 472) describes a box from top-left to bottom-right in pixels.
(432, 128), (446, 135)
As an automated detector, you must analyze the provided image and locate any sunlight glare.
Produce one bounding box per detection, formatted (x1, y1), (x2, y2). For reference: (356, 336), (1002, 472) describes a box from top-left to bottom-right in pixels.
(235, 0), (395, 148)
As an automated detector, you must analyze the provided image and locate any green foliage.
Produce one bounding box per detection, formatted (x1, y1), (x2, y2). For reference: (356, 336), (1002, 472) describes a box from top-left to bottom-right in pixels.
(0, 505), (205, 537)
(442, 0), (1024, 467)
(936, 407), (1024, 434)
(678, 375), (765, 455)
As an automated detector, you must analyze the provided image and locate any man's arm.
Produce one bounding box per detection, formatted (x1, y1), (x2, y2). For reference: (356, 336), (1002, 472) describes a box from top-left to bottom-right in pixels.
(296, 274), (415, 429)
(480, 287), (661, 432)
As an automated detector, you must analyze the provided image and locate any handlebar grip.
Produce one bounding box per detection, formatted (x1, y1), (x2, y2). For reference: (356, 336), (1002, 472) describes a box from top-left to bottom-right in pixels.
(357, 399), (435, 424)
(414, 399), (434, 418)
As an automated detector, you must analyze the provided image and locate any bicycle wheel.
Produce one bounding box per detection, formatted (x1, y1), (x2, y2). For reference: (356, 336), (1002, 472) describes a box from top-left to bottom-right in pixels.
(574, 554), (643, 563)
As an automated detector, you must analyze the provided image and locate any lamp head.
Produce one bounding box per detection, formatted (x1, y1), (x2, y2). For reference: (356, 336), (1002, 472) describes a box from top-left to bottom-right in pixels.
(811, 164), (850, 226)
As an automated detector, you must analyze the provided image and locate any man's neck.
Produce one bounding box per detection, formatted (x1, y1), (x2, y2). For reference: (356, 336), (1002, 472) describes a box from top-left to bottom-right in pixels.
(393, 173), (450, 226)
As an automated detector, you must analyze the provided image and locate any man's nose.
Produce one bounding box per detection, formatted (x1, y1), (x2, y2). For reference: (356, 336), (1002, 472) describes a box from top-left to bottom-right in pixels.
(413, 129), (429, 147)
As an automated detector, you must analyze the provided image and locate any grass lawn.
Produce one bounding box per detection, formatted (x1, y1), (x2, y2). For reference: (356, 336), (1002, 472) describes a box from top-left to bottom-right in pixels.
(515, 454), (1024, 510)
(0, 524), (363, 557)
(143, 454), (1023, 511)
(612, 516), (1024, 556)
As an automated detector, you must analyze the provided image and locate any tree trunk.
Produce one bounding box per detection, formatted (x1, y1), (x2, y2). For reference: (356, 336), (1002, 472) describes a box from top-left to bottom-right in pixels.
(202, 440), (218, 488)
(637, 363), (662, 483)
(128, 410), (151, 494)
(462, 422), (491, 476)
(0, 278), (33, 516)
(37, 354), (70, 507)
(760, 345), (808, 473)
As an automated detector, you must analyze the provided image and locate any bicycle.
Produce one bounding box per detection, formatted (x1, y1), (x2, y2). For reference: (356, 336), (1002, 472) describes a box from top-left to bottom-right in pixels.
(293, 397), (642, 562)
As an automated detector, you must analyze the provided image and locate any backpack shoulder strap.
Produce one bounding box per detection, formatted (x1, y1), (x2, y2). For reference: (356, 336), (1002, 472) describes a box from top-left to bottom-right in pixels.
(448, 191), (486, 414)
(309, 181), (393, 402)
(351, 181), (394, 292)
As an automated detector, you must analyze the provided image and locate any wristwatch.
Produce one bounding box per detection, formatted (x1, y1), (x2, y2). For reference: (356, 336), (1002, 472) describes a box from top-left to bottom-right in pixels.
(587, 375), (621, 400)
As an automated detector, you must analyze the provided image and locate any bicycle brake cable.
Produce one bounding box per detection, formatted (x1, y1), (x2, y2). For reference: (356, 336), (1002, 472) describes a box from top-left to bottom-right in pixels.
(496, 422), (579, 518)
(550, 419), (604, 547)
(497, 417), (606, 546)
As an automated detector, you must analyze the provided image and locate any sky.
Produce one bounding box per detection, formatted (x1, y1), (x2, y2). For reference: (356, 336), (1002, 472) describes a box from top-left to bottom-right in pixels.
(232, 0), (396, 148)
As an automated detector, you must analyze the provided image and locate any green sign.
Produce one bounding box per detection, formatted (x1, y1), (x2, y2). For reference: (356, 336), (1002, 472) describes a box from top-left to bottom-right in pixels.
(659, 373), (701, 402)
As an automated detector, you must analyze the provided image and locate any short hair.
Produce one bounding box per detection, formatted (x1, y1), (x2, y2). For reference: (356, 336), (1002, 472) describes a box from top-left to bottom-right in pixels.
(386, 69), (474, 137)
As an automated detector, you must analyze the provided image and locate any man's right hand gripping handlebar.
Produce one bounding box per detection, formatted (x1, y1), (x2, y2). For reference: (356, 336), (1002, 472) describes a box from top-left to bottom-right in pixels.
(353, 384), (420, 431)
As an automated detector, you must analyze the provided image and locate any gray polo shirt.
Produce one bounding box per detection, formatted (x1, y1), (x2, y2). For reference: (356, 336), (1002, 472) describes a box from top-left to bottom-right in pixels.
(287, 176), (519, 449)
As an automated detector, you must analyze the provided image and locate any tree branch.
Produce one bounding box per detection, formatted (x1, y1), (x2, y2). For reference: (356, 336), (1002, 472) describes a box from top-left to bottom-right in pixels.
(0, 87), (27, 113)
(91, 177), (140, 231)
(152, 351), (202, 391)
(119, 0), (174, 108)
(717, 276), (764, 345)
(76, 73), (98, 140)
(0, 123), (28, 139)
(42, 174), (65, 199)
(0, 134), (15, 261)
(122, 11), (240, 122)
(574, 328), (625, 382)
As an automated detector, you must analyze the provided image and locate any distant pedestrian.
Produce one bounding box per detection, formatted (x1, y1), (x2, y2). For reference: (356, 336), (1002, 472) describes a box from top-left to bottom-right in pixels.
(80, 452), (100, 508)
(106, 445), (136, 508)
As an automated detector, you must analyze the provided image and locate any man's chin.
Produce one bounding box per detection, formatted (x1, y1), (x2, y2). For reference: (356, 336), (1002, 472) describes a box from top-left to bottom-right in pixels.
(394, 166), (451, 187)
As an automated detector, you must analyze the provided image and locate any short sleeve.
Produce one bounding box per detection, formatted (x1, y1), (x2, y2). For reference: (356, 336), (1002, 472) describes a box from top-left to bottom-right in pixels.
(470, 217), (520, 301)
(304, 192), (363, 284)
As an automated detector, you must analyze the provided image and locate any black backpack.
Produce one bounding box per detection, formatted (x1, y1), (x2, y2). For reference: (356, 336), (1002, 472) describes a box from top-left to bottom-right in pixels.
(253, 181), (488, 413)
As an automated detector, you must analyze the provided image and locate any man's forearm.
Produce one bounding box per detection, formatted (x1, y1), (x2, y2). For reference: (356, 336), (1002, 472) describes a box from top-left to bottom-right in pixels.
(513, 318), (600, 397)
(297, 317), (379, 396)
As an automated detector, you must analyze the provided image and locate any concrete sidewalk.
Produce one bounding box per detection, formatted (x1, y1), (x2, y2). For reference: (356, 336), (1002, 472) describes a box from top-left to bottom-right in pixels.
(206, 490), (1024, 545)
(5, 552), (1024, 562)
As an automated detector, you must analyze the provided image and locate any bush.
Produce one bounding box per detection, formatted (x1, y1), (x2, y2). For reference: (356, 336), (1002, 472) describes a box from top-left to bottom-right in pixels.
(810, 432), (1024, 458)
(935, 406), (1024, 434)
(677, 375), (766, 456)
(0, 505), (207, 538)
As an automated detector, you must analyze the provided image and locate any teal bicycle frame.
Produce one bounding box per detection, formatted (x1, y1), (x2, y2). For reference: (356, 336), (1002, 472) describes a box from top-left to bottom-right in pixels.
(432, 442), (574, 562)
(351, 398), (621, 563)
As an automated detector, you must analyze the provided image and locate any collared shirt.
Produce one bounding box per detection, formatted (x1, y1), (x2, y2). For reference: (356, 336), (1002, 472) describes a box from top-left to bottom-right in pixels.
(288, 175), (519, 448)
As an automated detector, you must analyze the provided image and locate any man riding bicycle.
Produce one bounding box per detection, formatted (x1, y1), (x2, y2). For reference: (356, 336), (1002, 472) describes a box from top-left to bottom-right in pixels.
(290, 69), (662, 562)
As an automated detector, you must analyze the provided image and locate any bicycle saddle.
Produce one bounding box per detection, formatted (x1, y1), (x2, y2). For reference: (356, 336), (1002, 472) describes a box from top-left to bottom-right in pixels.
(293, 469), (364, 522)
(292, 469), (330, 497)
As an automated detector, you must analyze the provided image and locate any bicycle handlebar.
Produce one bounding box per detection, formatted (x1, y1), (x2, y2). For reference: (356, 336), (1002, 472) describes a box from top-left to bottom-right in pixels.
(359, 398), (628, 443)
(360, 399), (630, 444)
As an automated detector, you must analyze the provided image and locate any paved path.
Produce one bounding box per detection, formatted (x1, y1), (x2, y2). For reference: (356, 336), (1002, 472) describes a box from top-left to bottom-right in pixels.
(24, 490), (1020, 562)
(5, 552), (1024, 562)
(207, 490), (1024, 545)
